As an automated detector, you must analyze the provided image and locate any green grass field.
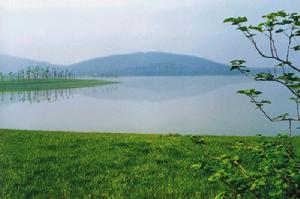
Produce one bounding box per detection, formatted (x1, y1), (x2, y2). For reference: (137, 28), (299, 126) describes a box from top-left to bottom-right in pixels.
(0, 129), (299, 198)
(0, 79), (116, 91)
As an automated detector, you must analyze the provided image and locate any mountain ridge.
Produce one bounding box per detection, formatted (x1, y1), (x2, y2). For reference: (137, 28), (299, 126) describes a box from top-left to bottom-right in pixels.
(0, 54), (53, 73)
(69, 52), (238, 76)
(0, 52), (265, 76)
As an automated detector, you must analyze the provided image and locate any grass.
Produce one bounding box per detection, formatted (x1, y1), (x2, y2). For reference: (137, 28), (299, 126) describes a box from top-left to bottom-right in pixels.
(0, 79), (116, 91)
(0, 129), (299, 198)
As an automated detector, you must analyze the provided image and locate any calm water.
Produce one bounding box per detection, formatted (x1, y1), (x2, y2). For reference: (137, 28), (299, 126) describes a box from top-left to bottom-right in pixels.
(0, 76), (299, 136)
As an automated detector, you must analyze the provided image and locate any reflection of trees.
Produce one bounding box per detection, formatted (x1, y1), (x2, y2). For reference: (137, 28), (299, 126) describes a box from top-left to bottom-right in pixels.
(0, 85), (118, 105)
(0, 88), (74, 105)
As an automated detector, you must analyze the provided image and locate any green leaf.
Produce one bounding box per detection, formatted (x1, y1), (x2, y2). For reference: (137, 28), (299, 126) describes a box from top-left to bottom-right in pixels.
(250, 183), (257, 190)
(230, 60), (246, 64)
(277, 10), (288, 17)
(223, 17), (236, 23)
(191, 163), (202, 170)
(260, 100), (271, 104)
(292, 45), (300, 51)
(237, 89), (262, 97)
(237, 26), (248, 31)
(255, 73), (274, 81)
(223, 16), (247, 25)
(275, 29), (284, 33)
(294, 21), (300, 26)
(257, 180), (266, 186)
(295, 30), (300, 36)
(248, 25), (264, 32)
(229, 60), (248, 73)
(272, 113), (289, 121)
(232, 155), (240, 161)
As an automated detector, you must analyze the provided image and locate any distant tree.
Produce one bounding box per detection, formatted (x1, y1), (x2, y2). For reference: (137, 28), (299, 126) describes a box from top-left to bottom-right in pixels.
(19, 69), (25, 79)
(45, 67), (50, 79)
(13, 66), (75, 80)
(26, 67), (31, 80)
(8, 72), (15, 80)
(224, 10), (300, 136)
(1, 66), (75, 82)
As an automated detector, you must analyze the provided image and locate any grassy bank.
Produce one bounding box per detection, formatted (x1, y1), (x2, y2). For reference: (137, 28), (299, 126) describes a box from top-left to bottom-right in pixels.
(0, 79), (116, 91)
(0, 129), (299, 198)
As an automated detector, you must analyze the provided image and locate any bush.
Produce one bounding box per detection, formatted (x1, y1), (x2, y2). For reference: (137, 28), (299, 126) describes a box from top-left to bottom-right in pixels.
(207, 135), (300, 198)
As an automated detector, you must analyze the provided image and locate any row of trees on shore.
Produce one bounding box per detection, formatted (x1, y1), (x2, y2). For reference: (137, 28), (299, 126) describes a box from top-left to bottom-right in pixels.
(0, 66), (76, 81)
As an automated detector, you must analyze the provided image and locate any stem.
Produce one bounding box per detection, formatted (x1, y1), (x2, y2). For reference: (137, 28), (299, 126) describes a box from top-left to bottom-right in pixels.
(249, 96), (274, 122)
(286, 25), (294, 63)
(243, 28), (300, 72)
(288, 119), (292, 136)
(233, 160), (248, 177)
(296, 98), (299, 120)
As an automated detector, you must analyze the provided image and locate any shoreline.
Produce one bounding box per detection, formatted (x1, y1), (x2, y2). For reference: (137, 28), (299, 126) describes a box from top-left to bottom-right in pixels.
(0, 79), (117, 91)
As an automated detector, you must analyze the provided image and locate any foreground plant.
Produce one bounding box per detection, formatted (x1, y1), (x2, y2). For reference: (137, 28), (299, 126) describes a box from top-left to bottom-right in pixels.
(207, 135), (300, 198)
(224, 11), (300, 135)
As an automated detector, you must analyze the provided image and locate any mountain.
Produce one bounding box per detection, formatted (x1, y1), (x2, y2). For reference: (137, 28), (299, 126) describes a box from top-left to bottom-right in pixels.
(0, 54), (53, 73)
(0, 52), (267, 76)
(70, 52), (239, 76)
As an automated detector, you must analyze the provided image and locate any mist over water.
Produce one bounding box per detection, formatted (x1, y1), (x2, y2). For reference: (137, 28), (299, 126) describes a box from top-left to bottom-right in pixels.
(0, 76), (298, 136)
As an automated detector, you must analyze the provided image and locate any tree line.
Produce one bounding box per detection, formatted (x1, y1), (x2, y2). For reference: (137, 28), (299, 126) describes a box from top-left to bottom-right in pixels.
(0, 66), (76, 81)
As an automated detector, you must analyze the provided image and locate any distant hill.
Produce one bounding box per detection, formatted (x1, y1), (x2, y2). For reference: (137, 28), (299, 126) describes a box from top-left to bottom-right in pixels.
(0, 52), (267, 76)
(0, 54), (53, 73)
(70, 52), (239, 76)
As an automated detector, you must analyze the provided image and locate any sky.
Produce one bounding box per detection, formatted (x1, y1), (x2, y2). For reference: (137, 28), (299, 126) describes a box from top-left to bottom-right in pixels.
(0, 0), (299, 66)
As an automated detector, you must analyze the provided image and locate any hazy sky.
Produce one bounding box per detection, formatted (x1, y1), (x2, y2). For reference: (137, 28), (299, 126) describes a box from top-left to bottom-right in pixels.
(0, 0), (299, 66)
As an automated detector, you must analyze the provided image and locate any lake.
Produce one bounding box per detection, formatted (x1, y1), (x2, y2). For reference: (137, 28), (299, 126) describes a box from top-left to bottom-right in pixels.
(0, 76), (299, 136)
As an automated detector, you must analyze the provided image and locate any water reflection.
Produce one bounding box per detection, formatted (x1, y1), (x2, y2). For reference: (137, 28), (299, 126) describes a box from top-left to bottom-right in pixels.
(0, 76), (298, 135)
(78, 84), (119, 98)
(0, 76), (240, 104)
(0, 89), (74, 105)
(80, 76), (244, 102)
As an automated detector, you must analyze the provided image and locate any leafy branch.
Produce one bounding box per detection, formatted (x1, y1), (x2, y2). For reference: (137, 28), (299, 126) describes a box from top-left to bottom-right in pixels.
(225, 11), (300, 135)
